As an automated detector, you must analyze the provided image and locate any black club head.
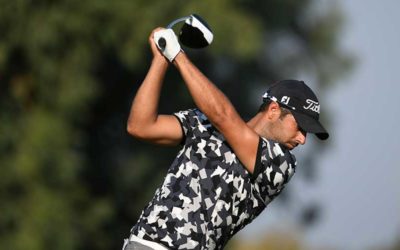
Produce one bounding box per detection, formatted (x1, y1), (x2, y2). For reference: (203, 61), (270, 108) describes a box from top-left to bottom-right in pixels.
(166, 14), (213, 49)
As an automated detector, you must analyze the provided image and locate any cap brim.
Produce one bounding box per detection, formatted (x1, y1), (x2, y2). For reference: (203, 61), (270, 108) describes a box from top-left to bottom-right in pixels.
(292, 111), (329, 140)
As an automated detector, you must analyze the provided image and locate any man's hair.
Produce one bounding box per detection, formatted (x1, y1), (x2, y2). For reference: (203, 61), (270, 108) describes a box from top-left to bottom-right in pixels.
(258, 100), (291, 118)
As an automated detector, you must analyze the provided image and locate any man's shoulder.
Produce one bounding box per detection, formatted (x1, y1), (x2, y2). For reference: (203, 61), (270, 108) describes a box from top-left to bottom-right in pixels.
(174, 108), (204, 121)
(174, 108), (214, 129)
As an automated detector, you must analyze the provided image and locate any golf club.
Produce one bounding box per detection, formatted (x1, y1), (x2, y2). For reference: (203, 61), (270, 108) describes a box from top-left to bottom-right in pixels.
(158, 14), (213, 50)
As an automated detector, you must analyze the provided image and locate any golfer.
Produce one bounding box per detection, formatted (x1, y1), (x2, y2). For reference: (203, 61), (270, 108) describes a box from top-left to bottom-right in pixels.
(123, 28), (329, 250)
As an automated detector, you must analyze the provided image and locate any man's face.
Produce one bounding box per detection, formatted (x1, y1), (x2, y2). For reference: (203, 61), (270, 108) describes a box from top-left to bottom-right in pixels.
(270, 112), (307, 150)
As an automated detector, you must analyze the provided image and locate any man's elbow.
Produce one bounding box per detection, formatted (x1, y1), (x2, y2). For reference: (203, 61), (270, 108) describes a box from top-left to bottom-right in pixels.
(126, 122), (145, 139)
(127, 122), (135, 136)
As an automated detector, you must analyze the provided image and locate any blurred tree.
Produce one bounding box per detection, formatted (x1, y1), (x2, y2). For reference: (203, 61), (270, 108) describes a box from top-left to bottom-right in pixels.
(226, 230), (303, 250)
(0, 0), (353, 249)
(389, 238), (400, 250)
(370, 236), (400, 250)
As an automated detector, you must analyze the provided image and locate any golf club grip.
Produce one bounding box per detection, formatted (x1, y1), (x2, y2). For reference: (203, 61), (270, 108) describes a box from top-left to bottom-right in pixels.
(158, 38), (166, 50)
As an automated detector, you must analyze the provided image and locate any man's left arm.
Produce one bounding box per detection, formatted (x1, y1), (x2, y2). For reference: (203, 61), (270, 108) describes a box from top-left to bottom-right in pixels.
(173, 52), (259, 173)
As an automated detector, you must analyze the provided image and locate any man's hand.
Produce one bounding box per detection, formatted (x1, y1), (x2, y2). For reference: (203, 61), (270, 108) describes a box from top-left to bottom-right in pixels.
(153, 29), (182, 62)
(149, 28), (168, 64)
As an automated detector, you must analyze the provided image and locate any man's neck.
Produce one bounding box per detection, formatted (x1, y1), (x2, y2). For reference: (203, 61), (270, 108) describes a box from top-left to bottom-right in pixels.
(247, 112), (269, 138)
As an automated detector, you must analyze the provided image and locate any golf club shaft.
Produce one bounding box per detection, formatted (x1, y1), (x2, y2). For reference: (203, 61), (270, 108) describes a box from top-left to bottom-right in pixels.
(166, 16), (190, 29)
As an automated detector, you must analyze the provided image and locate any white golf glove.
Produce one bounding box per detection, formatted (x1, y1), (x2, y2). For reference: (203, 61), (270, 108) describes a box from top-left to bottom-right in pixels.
(153, 29), (182, 62)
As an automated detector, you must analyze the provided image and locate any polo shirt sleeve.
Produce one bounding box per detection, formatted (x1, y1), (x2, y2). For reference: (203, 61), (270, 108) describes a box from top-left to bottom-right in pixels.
(173, 109), (203, 143)
(251, 137), (297, 204)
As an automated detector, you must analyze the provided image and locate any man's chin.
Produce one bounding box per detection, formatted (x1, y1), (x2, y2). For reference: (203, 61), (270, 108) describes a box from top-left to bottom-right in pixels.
(285, 143), (298, 150)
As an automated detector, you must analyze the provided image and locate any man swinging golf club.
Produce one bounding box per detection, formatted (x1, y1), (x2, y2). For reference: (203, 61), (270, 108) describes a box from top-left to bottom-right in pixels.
(123, 14), (328, 250)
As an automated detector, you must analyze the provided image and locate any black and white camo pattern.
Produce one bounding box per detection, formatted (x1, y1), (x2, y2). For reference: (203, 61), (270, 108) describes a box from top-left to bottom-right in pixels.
(131, 109), (297, 249)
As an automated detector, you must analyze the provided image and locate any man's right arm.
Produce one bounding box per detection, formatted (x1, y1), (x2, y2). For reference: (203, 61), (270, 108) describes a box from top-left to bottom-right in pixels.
(126, 29), (183, 146)
(172, 52), (260, 173)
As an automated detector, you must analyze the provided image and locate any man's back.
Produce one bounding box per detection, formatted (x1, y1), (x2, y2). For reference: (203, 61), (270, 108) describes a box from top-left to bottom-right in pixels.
(131, 109), (296, 249)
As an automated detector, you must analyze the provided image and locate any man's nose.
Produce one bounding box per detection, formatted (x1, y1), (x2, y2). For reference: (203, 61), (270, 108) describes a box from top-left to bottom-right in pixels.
(297, 130), (307, 145)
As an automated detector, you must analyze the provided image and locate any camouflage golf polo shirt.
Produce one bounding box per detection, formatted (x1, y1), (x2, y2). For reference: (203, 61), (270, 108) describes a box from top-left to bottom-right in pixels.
(131, 109), (297, 249)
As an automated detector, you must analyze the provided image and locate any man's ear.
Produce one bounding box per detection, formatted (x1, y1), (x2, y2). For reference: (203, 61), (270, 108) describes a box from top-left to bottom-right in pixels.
(267, 101), (281, 120)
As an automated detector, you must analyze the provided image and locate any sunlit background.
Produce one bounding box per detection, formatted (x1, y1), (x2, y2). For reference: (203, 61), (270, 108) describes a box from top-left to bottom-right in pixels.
(237, 1), (400, 249)
(0, 1), (398, 250)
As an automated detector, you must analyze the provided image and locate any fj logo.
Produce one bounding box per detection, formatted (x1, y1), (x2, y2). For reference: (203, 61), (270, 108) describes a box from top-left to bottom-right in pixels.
(281, 96), (291, 105)
(303, 99), (320, 113)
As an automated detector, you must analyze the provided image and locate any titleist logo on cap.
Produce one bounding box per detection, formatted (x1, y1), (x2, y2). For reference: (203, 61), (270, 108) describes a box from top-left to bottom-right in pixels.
(303, 99), (320, 114)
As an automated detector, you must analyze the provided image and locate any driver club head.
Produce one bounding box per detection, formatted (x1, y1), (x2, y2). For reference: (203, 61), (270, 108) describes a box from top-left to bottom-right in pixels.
(166, 14), (213, 49)
(179, 14), (213, 49)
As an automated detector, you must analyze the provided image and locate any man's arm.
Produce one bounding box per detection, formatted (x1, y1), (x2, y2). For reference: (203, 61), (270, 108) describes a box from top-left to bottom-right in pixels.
(173, 52), (259, 173)
(127, 29), (182, 146)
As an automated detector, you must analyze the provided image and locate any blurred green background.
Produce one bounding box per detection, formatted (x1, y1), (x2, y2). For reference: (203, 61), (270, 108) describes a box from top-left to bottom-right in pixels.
(0, 0), (397, 250)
